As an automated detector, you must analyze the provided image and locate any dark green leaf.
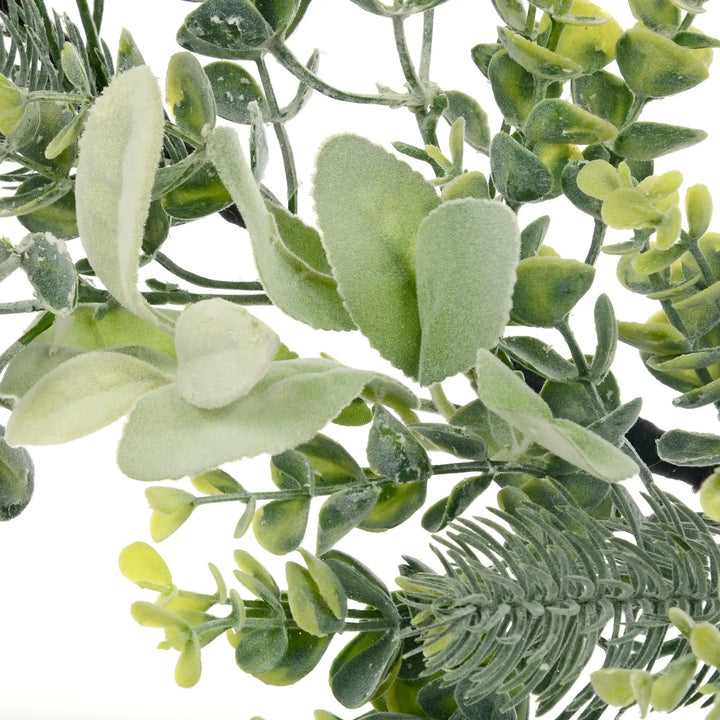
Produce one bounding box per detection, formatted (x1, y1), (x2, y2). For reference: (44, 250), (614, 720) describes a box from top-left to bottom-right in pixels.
(520, 215), (550, 259)
(15, 176), (78, 239)
(358, 481), (427, 531)
(204, 61), (266, 124)
(616, 25), (709, 97)
(409, 423), (487, 460)
(672, 280), (720, 339)
(0, 426), (33, 520)
(161, 161), (232, 219)
(674, 377), (720, 409)
(252, 628), (331, 685)
(500, 336), (576, 380)
(561, 161), (604, 219)
(322, 550), (398, 620)
(488, 49), (536, 128)
(491, 0), (527, 31)
(498, 26), (584, 80)
(525, 99), (617, 146)
(317, 486), (381, 554)
(629, 0), (681, 35)
(166, 52), (216, 139)
(571, 70), (634, 129)
(295, 433), (366, 486)
(421, 474), (492, 532)
(442, 90), (490, 153)
(0, 177), (73, 219)
(673, 31), (720, 49)
(613, 122), (707, 160)
(490, 132), (553, 204)
(286, 562), (345, 636)
(471, 43), (502, 78)
(253, 496), (310, 554)
(587, 397), (642, 445)
(541, 373), (620, 425)
(235, 626), (288, 675)
(657, 429), (720, 466)
(271, 449), (314, 490)
(367, 405), (431, 484)
(330, 631), (401, 708)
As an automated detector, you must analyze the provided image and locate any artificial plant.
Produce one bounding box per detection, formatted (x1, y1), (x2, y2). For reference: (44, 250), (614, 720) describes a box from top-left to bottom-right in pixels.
(2, 0), (720, 718)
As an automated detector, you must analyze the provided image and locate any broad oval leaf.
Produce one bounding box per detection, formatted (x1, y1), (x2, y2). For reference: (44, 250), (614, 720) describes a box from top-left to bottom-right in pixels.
(253, 497), (310, 555)
(204, 61), (266, 124)
(75, 66), (172, 334)
(295, 433), (366, 486)
(0, 427), (34, 521)
(118, 359), (376, 480)
(409, 423), (488, 460)
(525, 99), (617, 146)
(571, 70), (634, 129)
(498, 27), (584, 80)
(16, 176), (78, 239)
(358, 481), (427, 531)
(500, 336), (576, 381)
(421, 474), (492, 532)
(613, 122), (707, 160)
(629, 0), (681, 34)
(657, 429), (720, 466)
(235, 626), (289, 675)
(415, 199), (520, 385)
(616, 26), (709, 97)
(442, 90), (490, 153)
(5, 351), (172, 446)
(175, 298), (280, 409)
(161, 161), (233, 220)
(208, 126), (354, 331)
(490, 132), (553, 204)
(166, 52), (216, 139)
(330, 631), (401, 708)
(488, 49), (536, 128)
(253, 628), (331, 686)
(314, 134), (440, 378)
(286, 560), (345, 636)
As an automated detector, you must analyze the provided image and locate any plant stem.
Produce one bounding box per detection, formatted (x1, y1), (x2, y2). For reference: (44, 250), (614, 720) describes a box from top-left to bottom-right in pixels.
(419, 10), (434, 83)
(584, 220), (607, 266)
(75, 0), (109, 89)
(681, 230), (715, 287)
(269, 38), (408, 107)
(153, 252), (264, 291)
(256, 56), (299, 213)
(0, 301), (43, 314)
(392, 14), (422, 94)
(430, 383), (456, 420)
(0, 254), (21, 283)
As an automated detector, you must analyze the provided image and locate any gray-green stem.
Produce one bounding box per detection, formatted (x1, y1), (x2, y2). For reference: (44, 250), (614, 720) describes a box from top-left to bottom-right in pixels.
(585, 220), (607, 266)
(153, 252), (264, 291)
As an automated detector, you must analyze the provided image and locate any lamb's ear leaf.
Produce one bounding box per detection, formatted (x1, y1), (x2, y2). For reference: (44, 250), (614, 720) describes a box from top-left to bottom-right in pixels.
(117, 359), (376, 481)
(5, 351), (172, 446)
(207, 126), (354, 331)
(416, 198), (520, 385)
(657, 429), (720, 466)
(314, 134), (440, 379)
(75, 66), (172, 334)
(175, 298), (280, 409)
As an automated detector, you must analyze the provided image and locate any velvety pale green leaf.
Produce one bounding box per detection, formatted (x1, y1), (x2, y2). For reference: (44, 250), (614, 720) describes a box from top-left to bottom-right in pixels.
(271, 449), (314, 490)
(317, 486), (381, 554)
(629, 0), (681, 34)
(175, 299), (279, 409)
(657, 429), (720, 466)
(118, 359), (375, 481)
(471, 43), (503, 77)
(673, 30), (720, 49)
(701, 473), (720, 522)
(613, 122), (707, 160)
(146, 487), (195, 515)
(118, 541), (173, 589)
(235, 626), (288, 675)
(314, 134), (440, 376)
(253, 497), (309, 555)
(295, 433), (366, 486)
(181, 0), (273, 57)
(44, 109), (87, 161)
(166, 52), (216, 139)
(442, 90), (490, 153)
(286, 562), (344, 636)
(150, 504), (194, 541)
(17, 232), (77, 314)
(268, 203), (333, 279)
(525, 99), (617, 146)
(409, 423), (487, 460)
(648, 347), (720, 372)
(253, 629), (331, 686)
(204, 61), (265, 124)
(421, 474), (492, 532)
(520, 215), (550, 258)
(161, 161), (233, 219)
(208, 126), (354, 331)
(618, 321), (690, 355)
(686, 183), (713, 239)
(358, 480), (427, 531)
(322, 550), (398, 620)
(674, 377), (720, 409)
(616, 26), (709, 97)
(590, 294), (617, 381)
(298, 548), (347, 620)
(572, 70), (634, 128)
(488, 49), (536, 128)
(367, 405), (431, 484)
(511, 256), (595, 327)
(415, 198), (520, 385)
(672, 281), (720, 338)
(490, 132), (553, 204)
(498, 27), (584, 80)
(117, 28), (145, 72)
(500, 336), (576, 380)
(131, 601), (191, 633)
(552, 0), (622, 72)
(362, 376), (419, 414)
(491, 0), (526, 30)
(5, 351), (171, 447)
(534, 142), (584, 198)
(0, 426), (34, 521)
(650, 656), (697, 712)
(475, 350), (636, 481)
(591, 669), (636, 707)
(450, 399), (523, 460)
(440, 171), (490, 202)
(330, 631), (401, 708)
(0, 74), (26, 135)
(332, 397), (373, 426)
(175, 635), (202, 688)
(191, 469), (243, 495)
(76, 66), (172, 334)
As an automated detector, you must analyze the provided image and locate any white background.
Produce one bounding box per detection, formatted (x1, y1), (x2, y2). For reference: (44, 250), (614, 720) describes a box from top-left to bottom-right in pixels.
(1, 1), (720, 718)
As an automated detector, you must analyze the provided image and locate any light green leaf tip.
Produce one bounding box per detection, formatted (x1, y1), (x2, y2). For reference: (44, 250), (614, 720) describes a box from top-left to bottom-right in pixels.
(175, 298), (280, 409)
(75, 65), (173, 334)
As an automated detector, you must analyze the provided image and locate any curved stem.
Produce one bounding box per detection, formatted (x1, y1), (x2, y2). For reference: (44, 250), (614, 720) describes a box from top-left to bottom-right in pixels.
(584, 220), (607, 266)
(153, 252), (263, 291)
(681, 230), (716, 287)
(430, 383), (456, 421)
(256, 56), (299, 213)
(0, 300), (43, 314)
(392, 14), (422, 93)
(268, 37), (408, 107)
